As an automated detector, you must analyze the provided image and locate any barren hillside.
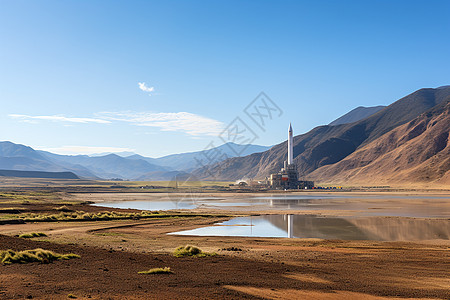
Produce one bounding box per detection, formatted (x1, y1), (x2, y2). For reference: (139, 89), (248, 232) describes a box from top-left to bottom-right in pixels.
(309, 99), (450, 186)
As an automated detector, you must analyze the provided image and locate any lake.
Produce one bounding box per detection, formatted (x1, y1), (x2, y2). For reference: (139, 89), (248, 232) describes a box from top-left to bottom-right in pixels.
(92, 193), (450, 218)
(168, 214), (450, 241)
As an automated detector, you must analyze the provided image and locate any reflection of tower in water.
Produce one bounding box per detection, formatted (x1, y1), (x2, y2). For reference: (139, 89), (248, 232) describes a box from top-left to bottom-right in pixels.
(283, 214), (294, 238)
(287, 214), (293, 238)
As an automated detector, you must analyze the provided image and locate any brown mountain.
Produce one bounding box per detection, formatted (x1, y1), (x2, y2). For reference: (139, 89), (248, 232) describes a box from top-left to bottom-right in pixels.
(329, 105), (386, 126)
(195, 86), (450, 182)
(309, 98), (450, 186)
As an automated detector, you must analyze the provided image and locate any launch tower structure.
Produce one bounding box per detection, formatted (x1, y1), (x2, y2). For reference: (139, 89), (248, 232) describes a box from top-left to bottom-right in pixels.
(283, 123), (298, 189)
(288, 123), (294, 165)
(267, 123), (314, 189)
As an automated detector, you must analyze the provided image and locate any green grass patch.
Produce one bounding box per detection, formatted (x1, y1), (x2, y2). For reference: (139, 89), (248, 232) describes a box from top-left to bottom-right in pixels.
(138, 267), (172, 274)
(0, 248), (80, 264)
(0, 193), (28, 200)
(18, 232), (47, 238)
(173, 245), (215, 257)
(0, 214), (19, 220)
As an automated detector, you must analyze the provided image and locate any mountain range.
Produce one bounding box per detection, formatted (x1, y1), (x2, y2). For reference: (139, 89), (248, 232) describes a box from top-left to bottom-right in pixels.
(194, 86), (450, 186)
(2, 86), (449, 186)
(127, 143), (270, 172)
(0, 141), (270, 181)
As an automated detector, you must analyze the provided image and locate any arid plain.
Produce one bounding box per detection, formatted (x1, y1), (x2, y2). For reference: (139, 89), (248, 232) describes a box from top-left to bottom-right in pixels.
(0, 180), (449, 299)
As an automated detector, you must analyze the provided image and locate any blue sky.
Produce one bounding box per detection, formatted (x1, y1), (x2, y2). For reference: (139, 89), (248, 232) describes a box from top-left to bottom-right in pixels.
(1, 0), (449, 157)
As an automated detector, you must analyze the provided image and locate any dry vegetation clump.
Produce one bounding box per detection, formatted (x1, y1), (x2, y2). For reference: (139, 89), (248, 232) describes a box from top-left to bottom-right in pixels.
(221, 247), (242, 251)
(55, 205), (73, 212)
(173, 245), (215, 257)
(0, 193), (28, 201)
(18, 232), (47, 238)
(138, 267), (172, 274)
(0, 248), (80, 264)
(19, 210), (160, 222)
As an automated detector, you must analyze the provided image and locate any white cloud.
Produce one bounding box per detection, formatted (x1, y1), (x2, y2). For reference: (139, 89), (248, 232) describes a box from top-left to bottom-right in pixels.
(138, 82), (155, 94)
(9, 114), (111, 124)
(99, 111), (225, 136)
(9, 110), (225, 137)
(38, 146), (135, 156)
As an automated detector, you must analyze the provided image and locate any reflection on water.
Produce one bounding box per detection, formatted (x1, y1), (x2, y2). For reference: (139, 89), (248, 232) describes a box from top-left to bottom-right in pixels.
(94, 200), (196, 210)
(93, 194), (450, 218)
(168, 215), (450, 241)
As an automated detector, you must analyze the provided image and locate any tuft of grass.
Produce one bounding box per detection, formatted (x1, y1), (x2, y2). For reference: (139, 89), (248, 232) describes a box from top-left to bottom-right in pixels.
(173, 245), (215, 257)
(55, 205), (72, 212)
(0, 248), (80, 264)
(138, 267), (172, 274)
(19, 232), (47, 238)
(67, 294), (77, 299)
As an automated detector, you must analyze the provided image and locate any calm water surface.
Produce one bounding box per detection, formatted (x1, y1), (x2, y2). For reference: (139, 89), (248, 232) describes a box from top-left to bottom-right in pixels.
(168, 215), (450, 241)
(94, 194), (450, 218)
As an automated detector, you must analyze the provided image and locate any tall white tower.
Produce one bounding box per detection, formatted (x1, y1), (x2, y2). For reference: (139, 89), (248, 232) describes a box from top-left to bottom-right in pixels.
(288, 123), (294, 165)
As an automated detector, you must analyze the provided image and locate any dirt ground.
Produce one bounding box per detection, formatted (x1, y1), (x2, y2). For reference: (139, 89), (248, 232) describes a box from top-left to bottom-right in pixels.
(0, 191), (449, 299)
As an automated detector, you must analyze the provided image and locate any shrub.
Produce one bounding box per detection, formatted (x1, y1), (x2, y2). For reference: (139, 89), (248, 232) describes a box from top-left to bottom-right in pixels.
(173, 245), (215, 257)
(174, 245), (201, 257)
(19, 232), (47, 238)
(138, 267), (172, 274)
(0, 248), (80, 264)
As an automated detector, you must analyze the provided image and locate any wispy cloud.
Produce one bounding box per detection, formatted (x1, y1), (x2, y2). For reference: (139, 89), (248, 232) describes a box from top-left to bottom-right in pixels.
(138, 82), (155, 94)
(38, 146), (135, 156)
(9, 111), (225, 137)
(9, 114), (111, 124)
(99, 111), (225, 136)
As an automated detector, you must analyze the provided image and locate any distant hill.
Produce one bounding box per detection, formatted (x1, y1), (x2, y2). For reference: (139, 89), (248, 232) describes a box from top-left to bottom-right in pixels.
(38, 152), (170, 180)
(89, 151), (137, 157)
(129, 142), (271, 171)
(0, 141), (45, 160)
(193, 86), (450, 184)
(329, 106), (386, 126)
(0, 169), (79, 179)
(0, 142), (98, 179)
